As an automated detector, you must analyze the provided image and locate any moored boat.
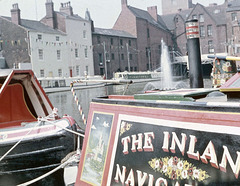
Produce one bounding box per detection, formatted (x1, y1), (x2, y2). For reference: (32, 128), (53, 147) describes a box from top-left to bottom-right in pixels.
(113, 71), (162, 82)
(75, 78), (240, 186)
(0, 69), (80, 185)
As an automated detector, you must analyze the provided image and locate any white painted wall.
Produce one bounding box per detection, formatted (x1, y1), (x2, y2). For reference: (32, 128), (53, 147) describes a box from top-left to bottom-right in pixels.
(29, 31), (70, 78)
(65, 18), (94, 77)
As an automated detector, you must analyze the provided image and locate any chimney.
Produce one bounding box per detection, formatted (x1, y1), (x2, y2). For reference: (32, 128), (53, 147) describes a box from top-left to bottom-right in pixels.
(60, 1), (73, 16)
(45, 0), (55, 28)
(121, 0), (128, 8)
(147, 6), (158, 21)
(46, 0), (54, 18)
(85, 9), (94, 32)
(11, 3), (21, 25)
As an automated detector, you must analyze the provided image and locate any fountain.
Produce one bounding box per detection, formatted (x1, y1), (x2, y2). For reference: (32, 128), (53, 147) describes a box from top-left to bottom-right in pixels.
(161, 39), (174, 89)
(144, 39), (187, 92)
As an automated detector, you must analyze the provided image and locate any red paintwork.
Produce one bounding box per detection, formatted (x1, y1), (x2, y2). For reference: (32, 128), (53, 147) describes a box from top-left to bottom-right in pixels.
(0, 83), (36, 128)
(108, 95), (134, 100)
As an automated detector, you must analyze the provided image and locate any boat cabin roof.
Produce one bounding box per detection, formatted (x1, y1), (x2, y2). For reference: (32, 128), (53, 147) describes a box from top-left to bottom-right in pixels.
(0, 70), (53, 127)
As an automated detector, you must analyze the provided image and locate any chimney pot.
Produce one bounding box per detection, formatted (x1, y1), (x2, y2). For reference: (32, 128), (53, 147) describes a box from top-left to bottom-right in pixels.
(60, 1), (73, 16)
(11, 3), (21, 25)
(147, 6), (158, 21)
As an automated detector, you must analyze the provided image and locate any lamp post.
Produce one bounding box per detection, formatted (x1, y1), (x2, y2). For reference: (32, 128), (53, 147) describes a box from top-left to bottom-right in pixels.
(148, 48), (151, 71)
(126, 43), (130, 71)
(102, 41), (108, 79)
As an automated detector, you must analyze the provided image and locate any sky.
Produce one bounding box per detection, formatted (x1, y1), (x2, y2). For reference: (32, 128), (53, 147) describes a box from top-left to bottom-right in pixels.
(0, 0), (225, 28)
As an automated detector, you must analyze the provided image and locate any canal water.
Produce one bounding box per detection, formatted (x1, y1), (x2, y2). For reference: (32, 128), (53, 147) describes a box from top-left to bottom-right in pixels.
(47, 79), (212, 130)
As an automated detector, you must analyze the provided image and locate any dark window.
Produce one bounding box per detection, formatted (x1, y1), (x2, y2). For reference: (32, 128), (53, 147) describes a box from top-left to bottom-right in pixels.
(97, 36), (101, 44)
(147, 28), (150, 38)
(120, 39), (123, 46)
(100, 68), (104, 75)
(38, 34), (42, 40)
(158, 45), (162, 54)
(128, 40), (131, 46)
(111, 53), (115, 60)
(99, 53), (103, 65)
(111, 38), (114, 45)
(121, 54), (124, 60)
(129, 53), (133, 60)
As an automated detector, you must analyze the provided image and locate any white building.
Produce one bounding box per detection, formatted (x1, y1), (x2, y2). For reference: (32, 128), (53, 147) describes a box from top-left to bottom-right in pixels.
(28, 24), (69, 78)
(41, 0), (94, 77)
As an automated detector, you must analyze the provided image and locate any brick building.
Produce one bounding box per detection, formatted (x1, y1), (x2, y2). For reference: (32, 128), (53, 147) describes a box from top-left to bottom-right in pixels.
(0, 4), (30, 69)
(92, 28), (137, 79)
(162, 3), (228, 56)
(113, 0), (173, 72)
(226, 0), (240, 56)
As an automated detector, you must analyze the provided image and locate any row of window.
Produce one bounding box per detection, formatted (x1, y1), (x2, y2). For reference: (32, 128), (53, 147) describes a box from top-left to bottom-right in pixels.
(40, 66), (89, 77)
(192, 14), (205, 22)
(97, 36), (133, 46)
(98, 53), (133, 64)
(37, 31), (87, 41)
(200, 25), (212, 37)
(38, 48), (88, 60)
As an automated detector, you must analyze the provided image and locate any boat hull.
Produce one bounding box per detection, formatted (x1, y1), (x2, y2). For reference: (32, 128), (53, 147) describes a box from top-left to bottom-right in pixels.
(0, 121), (76, 185)
(76, 97), (240, 186)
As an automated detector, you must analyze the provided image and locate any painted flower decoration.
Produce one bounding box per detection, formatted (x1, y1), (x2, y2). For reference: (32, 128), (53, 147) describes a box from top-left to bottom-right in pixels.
(120, 121), (132, 136)
(148, 156), (210, 182)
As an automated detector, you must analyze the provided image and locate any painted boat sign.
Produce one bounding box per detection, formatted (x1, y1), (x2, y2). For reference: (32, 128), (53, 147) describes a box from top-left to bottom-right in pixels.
(76, 102), (240, 185)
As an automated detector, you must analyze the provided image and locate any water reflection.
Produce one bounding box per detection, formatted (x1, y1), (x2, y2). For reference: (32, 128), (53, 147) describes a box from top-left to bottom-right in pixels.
(47, 82), (148, 129)
(47, 79), (211, 129)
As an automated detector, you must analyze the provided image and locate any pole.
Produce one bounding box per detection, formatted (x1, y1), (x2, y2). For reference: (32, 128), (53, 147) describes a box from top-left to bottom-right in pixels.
(186, 19), (204, 88)
(148, 48), (151, 71)
(126, 43), (130, 71)
(103, 41), (108, 79)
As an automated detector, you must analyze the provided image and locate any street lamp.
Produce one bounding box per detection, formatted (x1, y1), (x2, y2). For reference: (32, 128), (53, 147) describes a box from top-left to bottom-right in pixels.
(102, 41), (108, 79)
(148, 48), (151, 71)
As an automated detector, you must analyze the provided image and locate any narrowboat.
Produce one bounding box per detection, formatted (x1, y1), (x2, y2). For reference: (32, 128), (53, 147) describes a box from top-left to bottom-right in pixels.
(75, 74), (240, 186)
(0, 69), (79, 185)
